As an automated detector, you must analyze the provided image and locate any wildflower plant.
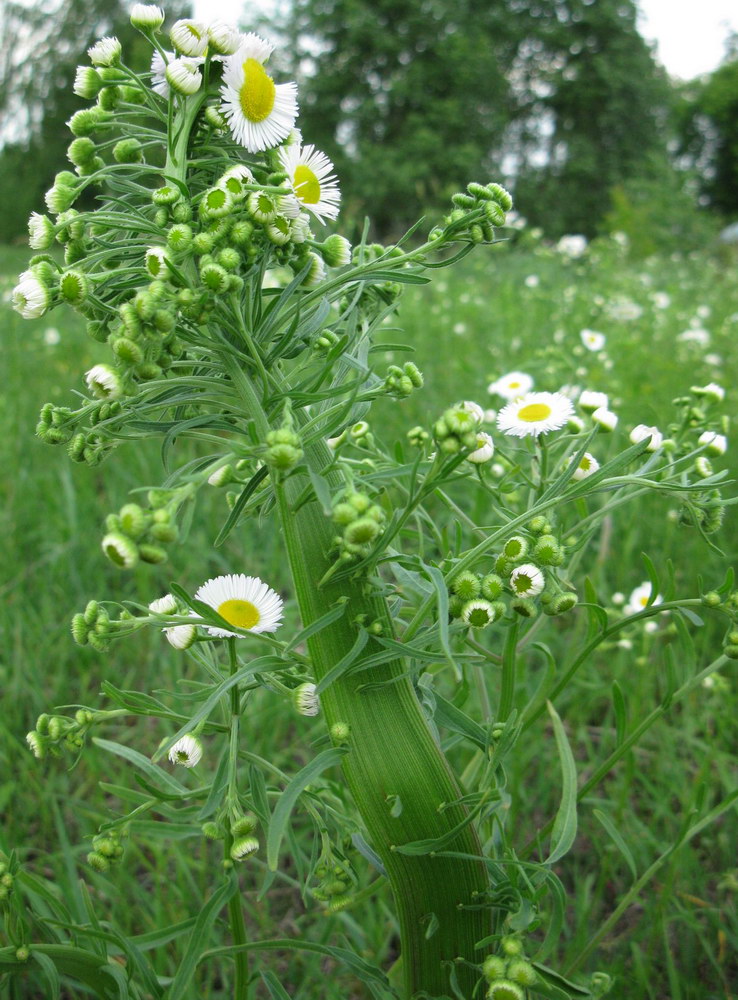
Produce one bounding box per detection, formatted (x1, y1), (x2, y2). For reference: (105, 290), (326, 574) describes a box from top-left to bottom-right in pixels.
(7, 8), (738, 1000)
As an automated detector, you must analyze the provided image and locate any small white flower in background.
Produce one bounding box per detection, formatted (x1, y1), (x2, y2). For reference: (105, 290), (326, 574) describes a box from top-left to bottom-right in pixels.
(698, 431), (727, 456)
(453, 322), (467, 335)
(556, 234), (588, 258)
(168, 734), (202, 767)
(194, 573), (284, 637)
(497, 392), (574, 438)
(165, 57), (203, 96)
(88, 36), (122, 66)
(524, 274), (540, 288)
(207, 20), (241, 55)
(510, 564), (545, 598)
(571, 452), (599, 480)
(467, 431), (495, 464)
(221, 34), (298, 153)
(293, 682), (320, 716)
(131, 4), (165, 30)
(170, 19), (209, 56)
(624, 582), (662, 616)
(592, 406), (618, 431)
(483, 408), (497, 423)
(559, 384), (580, 400)
(692, 382), (725, 403)
(86, 364), (124, 399)
(487, 371), (534, 400)
(12, 270), (50, 319)
(580, 329), (606, 352)
(149, 594), (178, 615)
(696, 304), (711, 319)
(629, 424), (663, 452)
(278, 142), (340, 223)
(651, 291), (671, 310)
(611, 592), (625, 606)
(677, 327), (710, 346)
(165, 623), (197, 649)
(704, 353), (722, 367)
(43, 327), (60, 346)
(460, 400), (484, 423)
(578, 389), (609, 412)
(606, 297), (642, 321)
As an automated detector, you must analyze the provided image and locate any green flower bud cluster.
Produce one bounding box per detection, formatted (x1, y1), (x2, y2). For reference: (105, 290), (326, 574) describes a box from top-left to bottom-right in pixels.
(331, 490), (386, 562)
(433, 402), (482, 455)
(101, 488), (189, 570)
(71, 599), (117, 651)
(481, 936), (537, 999)
(87, 828), (126, 873)
(484, 520), (576, 618)
(678, 489), (725, 534)
(312, 857), (356, 910)
(0, 858), (15, 903)
(26, 707), (97, 757)
(265, 425), (303, 471)
(384, 361), (424, 398)
(313, 327), (341, 353)
(433, 181), (512, 245)
(448, 570), (506, 629)
(407, 425), (430, 447)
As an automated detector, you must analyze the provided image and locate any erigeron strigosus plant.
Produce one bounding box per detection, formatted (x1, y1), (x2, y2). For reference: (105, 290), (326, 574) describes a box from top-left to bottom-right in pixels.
(6, 6), (738, 999)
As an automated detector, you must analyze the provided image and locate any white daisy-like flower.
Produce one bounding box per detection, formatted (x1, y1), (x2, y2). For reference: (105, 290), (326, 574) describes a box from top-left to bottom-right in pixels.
(698, 431), (727, 455)
(556, 234), (587, 258)
(44, 327), (61, 346)
(510, 564), (545, 598)
(131, 4), (165, 30)
(165, 623), (197, 649)
(303, 251), (326, 288)
(467, 431), (495, 464)
(592, 406), (618, 431)
(571, 452), (599, 480)
(195, 573), (284, 637)
(85, 364), (123, 399)
(652, 291), (671, 309)
(580, 329), (606, 352)
(220, 35), (298, 153)
(28, 212), (54, 249)
(12, 270), (50, 319)
(487, 371), (534, 400)
(168, 734), (202, 767)
(277, 143), (340, 223)
(461, 599), (497, 628)
(166, 57), (203, 95)
(149, 594), (178, 615)
(497, 391), (574, 438)
(293, 682), (320, 716)
(578, 389), (608, 412)
(630, 424), (663, 451)
(208, 20), (241, 55)
(624, 582), (662, 616)
(88, 36), (121, 66)
(170, 19), (209, 56)
(677, 327), (710, 346)
(150, 50), (173, 96)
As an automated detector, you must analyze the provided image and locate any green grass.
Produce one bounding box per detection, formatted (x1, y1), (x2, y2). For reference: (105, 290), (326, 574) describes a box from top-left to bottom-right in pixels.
(1, 237), (737, 998)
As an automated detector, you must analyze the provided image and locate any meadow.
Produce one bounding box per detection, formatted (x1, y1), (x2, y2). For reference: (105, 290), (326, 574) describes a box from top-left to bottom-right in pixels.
(2, 231), (737, 998)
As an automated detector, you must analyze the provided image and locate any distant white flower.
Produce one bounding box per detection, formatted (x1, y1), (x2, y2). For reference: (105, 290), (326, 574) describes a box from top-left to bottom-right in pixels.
(195, 573), (284, 637)
(611, 592), (625, 606)
(580, 329), (606, 352)
(487, 371), (533, 400)
(630, 424), (663, 451)
(692, 382), (725, 403)
(497, 392), (574, 438)
(220, 34), (298, 153)
(606, 297), (642, 321)
(592, 406), (618, 431)
(170, 19), (209, 56)
(652, 291), (671, 310)
(12, 270), (50, 319)
(524, 274), (540, 288)
(467, 431), (495, 464)
(510, 564), (545, 598)
(677, 327), (710, 346)
(578, 390), (609, 412)
(168, 734), (202, 767)
(278, 142), (340, 223)
(88, 36), (121, 66)
(556, 234), (588, 258)
(44, 327), (61, 346)
(453, 322), (467, 335)
(698, 431), (727, 456)
(624, 582), (662, 616)
(571, 452), (599, 480)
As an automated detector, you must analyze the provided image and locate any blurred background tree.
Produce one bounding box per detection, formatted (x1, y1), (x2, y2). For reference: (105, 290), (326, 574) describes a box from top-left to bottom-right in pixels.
(0, 0), (190, 244)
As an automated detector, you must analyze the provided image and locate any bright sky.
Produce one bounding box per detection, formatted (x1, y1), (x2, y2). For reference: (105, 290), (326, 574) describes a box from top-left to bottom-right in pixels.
(193, 0), (738, 79)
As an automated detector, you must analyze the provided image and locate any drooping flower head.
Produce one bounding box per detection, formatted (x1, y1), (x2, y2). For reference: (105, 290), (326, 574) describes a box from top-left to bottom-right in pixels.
(277, 143), (340, 223)
(496, 392), (574, 438)
(220, 34), (298, 152)
(195, 573), (284, 637)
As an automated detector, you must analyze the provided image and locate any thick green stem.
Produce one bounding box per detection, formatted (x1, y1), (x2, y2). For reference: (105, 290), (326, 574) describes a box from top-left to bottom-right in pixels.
(274, 447), (491, 998)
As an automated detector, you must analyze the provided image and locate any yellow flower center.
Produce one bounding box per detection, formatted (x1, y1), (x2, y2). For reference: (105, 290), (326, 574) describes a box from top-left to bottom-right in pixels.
(293, 164), (321, 204)
(580, 456), (591, 471)
(518, 403), (551, 422)
(217, 598), (261, 629)
(509, 381), (520, 389)
(239, 59), (276, 123)
(639, 596), (648, 607)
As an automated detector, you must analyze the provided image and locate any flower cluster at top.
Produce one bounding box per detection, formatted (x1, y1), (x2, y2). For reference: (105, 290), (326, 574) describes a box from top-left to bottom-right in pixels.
(12, 7), (351, 465)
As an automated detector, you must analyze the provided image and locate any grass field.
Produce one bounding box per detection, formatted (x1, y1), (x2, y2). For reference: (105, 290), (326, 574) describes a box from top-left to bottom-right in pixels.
(2, 233), (737, 998)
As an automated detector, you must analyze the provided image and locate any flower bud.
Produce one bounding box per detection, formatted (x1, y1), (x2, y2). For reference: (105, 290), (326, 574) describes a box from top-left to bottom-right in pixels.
(113, 138), (143, 163)
(139, 543), (167, 564)
(71, 613), (89, 644)
(322, 234), (352, 268)
(74, 66), (102, 99)
(230, 836), (259, 861)
(200, 262), (229, 293)
(131, 4), (165, 30)
(293, 682), (320, 716)
(502, 536), (528, 561)
(451, 571), (481, 601)
(507, 959), (536, 986)
(27, 212), (55, 249)
(511, 597), (537, 618)
(101, 532), (139, 569)
(231, 813), (258, 836)
(461, 599), (497, 628)
(487, 980), (524, 1000)
(26, 731), (47, 758)
(165, 624), (197, 649)
(59, 269), (89, 306)
(331, 721), (350, 743)
(344, 517), (380, 546)
(532, 535), (563, 566)
(87, 852), (110, 872)
(201, 821), (221, 839)
(88, 36), (122, 66)
(482, 955), (507, 981)
(170, 19), (209, 56)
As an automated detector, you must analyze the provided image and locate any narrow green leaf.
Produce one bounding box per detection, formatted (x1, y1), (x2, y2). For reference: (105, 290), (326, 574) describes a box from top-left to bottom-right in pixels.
(315, 628), (369, 694)
(544, 702), (578, 866)
(31, 950), (61, 1000)
(425, 565), (452, 663)
(92, 739), (187, 793)
(214, 466), (269, 547)
(166, 879), (236, 1000)
(267, 748), (347, 870)
(611, 680), (627, 744)
(262, 970), (293, 1000)
(593, 809), (638, 881)
(532, 963), (592, 998)
(433, 693), (488, 751)
(284, 602), (346, 652)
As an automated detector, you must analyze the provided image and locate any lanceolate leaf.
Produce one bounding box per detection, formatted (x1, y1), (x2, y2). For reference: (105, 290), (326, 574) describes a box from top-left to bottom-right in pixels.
(544, 702), (578, 866)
